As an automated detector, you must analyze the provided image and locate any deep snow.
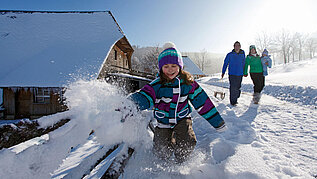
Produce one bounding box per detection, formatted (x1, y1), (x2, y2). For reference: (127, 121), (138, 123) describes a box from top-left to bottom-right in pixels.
(0, 59), (316, 178)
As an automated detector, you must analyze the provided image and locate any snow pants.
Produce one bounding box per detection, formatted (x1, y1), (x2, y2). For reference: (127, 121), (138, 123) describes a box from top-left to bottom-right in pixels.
(229, 75), (243, 105)
(250, 73), (265, 93)
(153, 118), (197, 163)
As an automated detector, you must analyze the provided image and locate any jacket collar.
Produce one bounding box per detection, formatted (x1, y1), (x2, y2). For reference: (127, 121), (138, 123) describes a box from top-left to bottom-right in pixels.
(232, 49), (244, 54)
(163, 76), (183, 86)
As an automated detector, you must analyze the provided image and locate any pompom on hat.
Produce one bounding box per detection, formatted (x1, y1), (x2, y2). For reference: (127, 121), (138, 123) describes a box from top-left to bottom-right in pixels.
(262, 49), (269, 56)
(158, 42), (183, 70)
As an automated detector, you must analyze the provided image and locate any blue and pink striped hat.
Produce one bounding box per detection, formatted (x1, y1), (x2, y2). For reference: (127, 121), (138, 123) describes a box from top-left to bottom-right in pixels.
(158, 42), (183, 70)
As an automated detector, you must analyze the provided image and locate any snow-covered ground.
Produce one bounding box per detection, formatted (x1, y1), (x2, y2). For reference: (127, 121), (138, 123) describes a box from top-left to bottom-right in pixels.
(0, 59), (316, 178)
(202, 59), (317, 107)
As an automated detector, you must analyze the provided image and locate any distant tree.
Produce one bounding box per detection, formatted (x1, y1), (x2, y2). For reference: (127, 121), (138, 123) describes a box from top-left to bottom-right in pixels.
(255, 31), (272, 53)
(294, 32), (308, 61)
(194, 49), (210, 72)
(253, 29), (316, 64)
(290, 32), (297, 62)
(275, 29), (292, 64)
(143, 45), (160, 74)
(306, 37), (317, 59)
(131, 44), (161, 75)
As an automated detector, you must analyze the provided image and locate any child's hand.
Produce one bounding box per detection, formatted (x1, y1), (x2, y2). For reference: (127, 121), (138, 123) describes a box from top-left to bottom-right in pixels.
(115, 102), (138, 123)
(115, 106), (133, 123)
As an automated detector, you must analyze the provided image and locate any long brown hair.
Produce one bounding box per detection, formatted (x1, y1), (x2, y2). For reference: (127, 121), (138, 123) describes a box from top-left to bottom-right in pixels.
(159, 68), (194, 85)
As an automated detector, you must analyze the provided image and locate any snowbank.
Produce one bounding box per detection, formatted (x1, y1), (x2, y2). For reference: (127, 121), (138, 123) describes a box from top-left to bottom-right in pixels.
(202, 58), (317, 107)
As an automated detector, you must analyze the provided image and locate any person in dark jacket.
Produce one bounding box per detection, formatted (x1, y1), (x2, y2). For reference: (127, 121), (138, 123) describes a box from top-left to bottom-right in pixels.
(222, 41), (245, 106)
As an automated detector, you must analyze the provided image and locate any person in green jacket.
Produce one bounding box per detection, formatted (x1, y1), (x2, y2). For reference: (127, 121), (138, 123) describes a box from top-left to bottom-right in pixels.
(243, 45), (264, 104)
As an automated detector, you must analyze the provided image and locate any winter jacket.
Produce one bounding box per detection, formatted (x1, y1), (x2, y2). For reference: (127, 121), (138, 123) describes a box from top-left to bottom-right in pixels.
(261, 56), (272, 76)
(129, 77), (225, 129)
(222, 49), (246, 76)
(244, 55), (263, 75)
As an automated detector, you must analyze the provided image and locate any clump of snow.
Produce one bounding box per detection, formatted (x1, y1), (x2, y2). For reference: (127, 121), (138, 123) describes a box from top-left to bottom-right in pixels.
(0, 119), (21, 126)
(63, 79), (152, 148)
(9, 134), (49, 154)
(36, 111), (73, 129)
(0, 118), (33, 127)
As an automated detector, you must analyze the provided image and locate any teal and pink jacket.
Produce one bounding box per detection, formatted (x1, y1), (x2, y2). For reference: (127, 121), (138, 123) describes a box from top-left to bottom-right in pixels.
(129, 77), (225, 129)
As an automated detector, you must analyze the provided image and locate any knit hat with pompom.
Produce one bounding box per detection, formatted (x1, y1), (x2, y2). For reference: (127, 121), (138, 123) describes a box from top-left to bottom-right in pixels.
(158, 42), (183, 70)
(262, 49), (269, 56)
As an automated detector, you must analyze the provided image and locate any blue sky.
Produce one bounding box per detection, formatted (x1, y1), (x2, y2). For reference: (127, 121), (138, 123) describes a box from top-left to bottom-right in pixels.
(1, 0), (317, 53)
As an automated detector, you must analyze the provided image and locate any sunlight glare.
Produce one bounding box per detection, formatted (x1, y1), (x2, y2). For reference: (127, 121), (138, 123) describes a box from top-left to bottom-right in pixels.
(257, 0), (316, 33)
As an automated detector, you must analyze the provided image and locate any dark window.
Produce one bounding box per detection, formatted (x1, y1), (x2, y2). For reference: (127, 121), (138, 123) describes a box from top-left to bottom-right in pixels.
(34, 88), (50, 104)
(114, 49), (117, 61)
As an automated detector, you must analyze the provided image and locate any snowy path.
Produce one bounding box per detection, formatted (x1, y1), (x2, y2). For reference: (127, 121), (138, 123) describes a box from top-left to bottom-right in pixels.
(202, 84), (317, 178)
(122, 83), (316, 179)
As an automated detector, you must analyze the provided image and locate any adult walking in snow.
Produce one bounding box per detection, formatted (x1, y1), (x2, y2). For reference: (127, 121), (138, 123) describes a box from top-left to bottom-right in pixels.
(222, 41), (245, 106)
(261, 49), (272, 76)
(244, 45), (264, 104)
(127, 42), (227, 164)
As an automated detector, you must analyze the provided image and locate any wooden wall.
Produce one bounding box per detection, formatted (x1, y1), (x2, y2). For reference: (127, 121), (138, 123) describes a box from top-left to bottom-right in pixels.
(98, 44), (131, 79)
(2, 87), (66, 120)
(108, 45), (130, 70)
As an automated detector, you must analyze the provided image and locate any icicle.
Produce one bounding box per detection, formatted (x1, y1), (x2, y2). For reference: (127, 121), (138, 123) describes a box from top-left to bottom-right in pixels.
(10, 87), (18, 93)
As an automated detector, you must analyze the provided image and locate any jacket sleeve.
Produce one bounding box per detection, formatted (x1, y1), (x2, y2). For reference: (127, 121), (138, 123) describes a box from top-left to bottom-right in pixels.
(188, 81), (225, 129)
(128, 84), (156, 110)
(243, 56), (250, 75)
(222, 53), (230, 74)
(242, 53), (246, 66)
(267, 57), (272, 68)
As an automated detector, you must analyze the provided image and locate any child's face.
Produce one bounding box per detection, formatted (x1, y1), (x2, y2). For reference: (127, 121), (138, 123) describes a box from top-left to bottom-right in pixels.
(262, 53), (267, 56)
(162, 64), (180, 80)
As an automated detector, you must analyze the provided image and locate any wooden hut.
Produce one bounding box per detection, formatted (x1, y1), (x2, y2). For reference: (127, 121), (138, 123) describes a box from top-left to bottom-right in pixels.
(0, 10), (148, 120)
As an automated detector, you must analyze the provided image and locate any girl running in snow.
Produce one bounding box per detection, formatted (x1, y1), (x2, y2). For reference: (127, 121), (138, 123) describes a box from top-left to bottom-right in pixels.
(128, 42), (227, 163)
(244, 45), (264, 104)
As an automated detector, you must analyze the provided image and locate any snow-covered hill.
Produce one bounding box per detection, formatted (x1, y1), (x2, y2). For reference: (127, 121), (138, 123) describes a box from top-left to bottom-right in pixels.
(0, 59), (316, 178)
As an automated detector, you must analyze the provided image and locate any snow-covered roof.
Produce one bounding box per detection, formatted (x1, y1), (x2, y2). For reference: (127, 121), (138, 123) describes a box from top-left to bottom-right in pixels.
(108, 73), (152, 82)
(0, 10), (125, 87)
(0, 88), (3, 106)
(182, 56), (205, 76)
